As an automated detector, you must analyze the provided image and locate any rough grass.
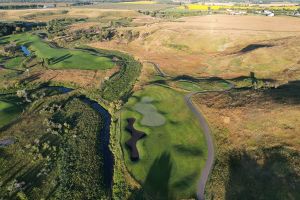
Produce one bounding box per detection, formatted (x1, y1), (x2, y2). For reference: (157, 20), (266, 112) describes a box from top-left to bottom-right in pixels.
(0, 99), (23, 128)
(4, 56), (24, 69)
(193, 88), (300, 199)
(174, 80), (231, 92)
(121, 85), (207, 199)
(3, 33), (114, 70)
(0, 89), (108, 199)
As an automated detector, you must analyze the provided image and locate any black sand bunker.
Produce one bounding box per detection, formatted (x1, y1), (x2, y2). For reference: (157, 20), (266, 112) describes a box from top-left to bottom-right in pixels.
(125, 118), (146, 161)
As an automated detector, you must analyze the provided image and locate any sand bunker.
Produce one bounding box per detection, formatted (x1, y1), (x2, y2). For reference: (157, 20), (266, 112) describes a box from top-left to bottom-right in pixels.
(125, 118), (146, 161)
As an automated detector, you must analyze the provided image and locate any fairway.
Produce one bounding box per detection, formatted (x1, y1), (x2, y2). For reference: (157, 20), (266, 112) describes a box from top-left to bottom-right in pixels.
(3, 33), (114, 70)
(0, 100), (22, 128)
(121, 85), (207, 199)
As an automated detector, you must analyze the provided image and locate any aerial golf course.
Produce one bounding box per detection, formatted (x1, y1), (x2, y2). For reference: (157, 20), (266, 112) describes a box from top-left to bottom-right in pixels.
(2, 33), (114, 70)
(121, 85), (207, 199)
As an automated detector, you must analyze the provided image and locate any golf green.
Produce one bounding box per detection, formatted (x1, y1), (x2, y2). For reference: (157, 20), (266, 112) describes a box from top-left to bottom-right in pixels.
(121, 85), (207, 199)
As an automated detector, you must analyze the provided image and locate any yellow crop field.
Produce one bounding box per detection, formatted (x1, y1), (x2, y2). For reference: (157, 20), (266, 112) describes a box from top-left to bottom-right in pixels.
(177, 4), (300, 11)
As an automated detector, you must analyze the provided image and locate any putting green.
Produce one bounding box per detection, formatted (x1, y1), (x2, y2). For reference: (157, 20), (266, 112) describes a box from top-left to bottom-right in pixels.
(3, 33), (114, 70)
(121, 85), (207, 199)
(133, 96), (166, 127)
(0, 100), (22, 128)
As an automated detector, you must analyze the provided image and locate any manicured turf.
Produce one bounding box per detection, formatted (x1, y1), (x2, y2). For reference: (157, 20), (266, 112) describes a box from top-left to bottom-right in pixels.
(4, 56), (24, 69)
(3, 33), (114, 70)
(121, 85), (207, 199)
(0, 100), (22, 128)
(133, 96), (166, 127)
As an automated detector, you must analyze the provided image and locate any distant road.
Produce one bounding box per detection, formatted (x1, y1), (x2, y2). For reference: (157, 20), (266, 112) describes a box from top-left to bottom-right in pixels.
(145, 61), (234, 200)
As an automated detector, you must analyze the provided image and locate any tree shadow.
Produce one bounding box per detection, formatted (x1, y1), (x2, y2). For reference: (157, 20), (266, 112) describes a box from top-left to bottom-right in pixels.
(19, 72), (43, 85)
(50, 54), (72, 65)
(238, 44), (274, 54)
(130, 152), (173, 200)
(225, 147), (300, 200)
(263, 80), (300, 105)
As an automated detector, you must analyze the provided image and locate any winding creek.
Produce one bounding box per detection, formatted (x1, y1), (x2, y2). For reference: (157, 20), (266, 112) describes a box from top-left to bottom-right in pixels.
(48, 86), (114, 189)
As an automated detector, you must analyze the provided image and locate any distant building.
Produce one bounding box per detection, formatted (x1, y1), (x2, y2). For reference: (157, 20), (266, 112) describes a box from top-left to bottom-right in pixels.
(262, 10), (275, 17)
(43, 4), (56, 9)
(295, 12), (300, 16)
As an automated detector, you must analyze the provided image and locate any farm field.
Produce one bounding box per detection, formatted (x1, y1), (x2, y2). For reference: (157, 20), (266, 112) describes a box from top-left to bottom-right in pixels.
(121, 85), (207, 199)
(2, 33), (114, 70)
(176, 4), (300, 11)
(0, 8), (139, 22)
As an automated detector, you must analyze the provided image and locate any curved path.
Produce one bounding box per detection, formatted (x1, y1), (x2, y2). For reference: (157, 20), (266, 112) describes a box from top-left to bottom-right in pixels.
(144, 61), (234, 200)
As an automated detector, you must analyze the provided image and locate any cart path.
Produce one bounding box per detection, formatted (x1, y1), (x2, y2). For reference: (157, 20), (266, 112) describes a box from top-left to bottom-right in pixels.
(145, 61), (234, 200)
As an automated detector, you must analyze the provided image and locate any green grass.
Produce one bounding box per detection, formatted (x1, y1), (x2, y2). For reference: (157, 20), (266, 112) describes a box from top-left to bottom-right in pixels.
(0, 100), (23, 128)
(4, 56), (24, 69)
(175, 80), (230, 92)
(2, 33), (114, 70)
(121, 85), (207, 199)
(0, 89), (109, 199)
(133, 96), (166, 127)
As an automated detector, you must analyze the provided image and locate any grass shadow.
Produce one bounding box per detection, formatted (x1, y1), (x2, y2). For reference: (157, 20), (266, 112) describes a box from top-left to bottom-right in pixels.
(129, 152), (173, 200)
(50, 54), (72, 65)
(225, 147), (300, 200)
(239, 44), (274, 54)
(263, 80), (300, 105)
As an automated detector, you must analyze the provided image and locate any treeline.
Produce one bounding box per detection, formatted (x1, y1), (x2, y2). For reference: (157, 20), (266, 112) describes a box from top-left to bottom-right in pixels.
(0, 21), (46, 37)
(0, 4), (43, 9)
(101, 51), (141, 102)
(77, 48), (141, 102)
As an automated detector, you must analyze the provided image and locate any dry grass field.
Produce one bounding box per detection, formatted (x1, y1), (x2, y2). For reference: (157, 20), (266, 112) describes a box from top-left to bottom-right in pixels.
(192, 88), (300, 199)
(91, 15), (300, 80)
(0, 8), (139, 22)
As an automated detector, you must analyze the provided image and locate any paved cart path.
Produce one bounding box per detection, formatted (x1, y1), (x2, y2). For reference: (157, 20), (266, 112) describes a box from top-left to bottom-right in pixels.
(145, 61), (234, 200)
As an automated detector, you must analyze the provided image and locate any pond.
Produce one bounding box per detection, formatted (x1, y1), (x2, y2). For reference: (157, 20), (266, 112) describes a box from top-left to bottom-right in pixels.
(20, 45), (30, 57)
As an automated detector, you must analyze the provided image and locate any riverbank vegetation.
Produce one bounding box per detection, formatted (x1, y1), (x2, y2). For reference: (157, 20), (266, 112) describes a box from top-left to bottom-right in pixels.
(0, 87), (110, 199)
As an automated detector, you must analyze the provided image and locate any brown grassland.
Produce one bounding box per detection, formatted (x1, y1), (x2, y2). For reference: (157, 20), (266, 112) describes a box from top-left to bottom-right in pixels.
(1, 7), (300, 199)
(90, 15), (300, 80)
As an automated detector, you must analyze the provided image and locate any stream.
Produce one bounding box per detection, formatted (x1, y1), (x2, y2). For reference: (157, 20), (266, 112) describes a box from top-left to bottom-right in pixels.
(49, 86), (114, 189)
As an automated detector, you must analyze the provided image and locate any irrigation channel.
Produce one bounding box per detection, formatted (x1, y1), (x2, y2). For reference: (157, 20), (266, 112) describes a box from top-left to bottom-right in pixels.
(47, 86), (114, 191)
(144, 61), (234, 200)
